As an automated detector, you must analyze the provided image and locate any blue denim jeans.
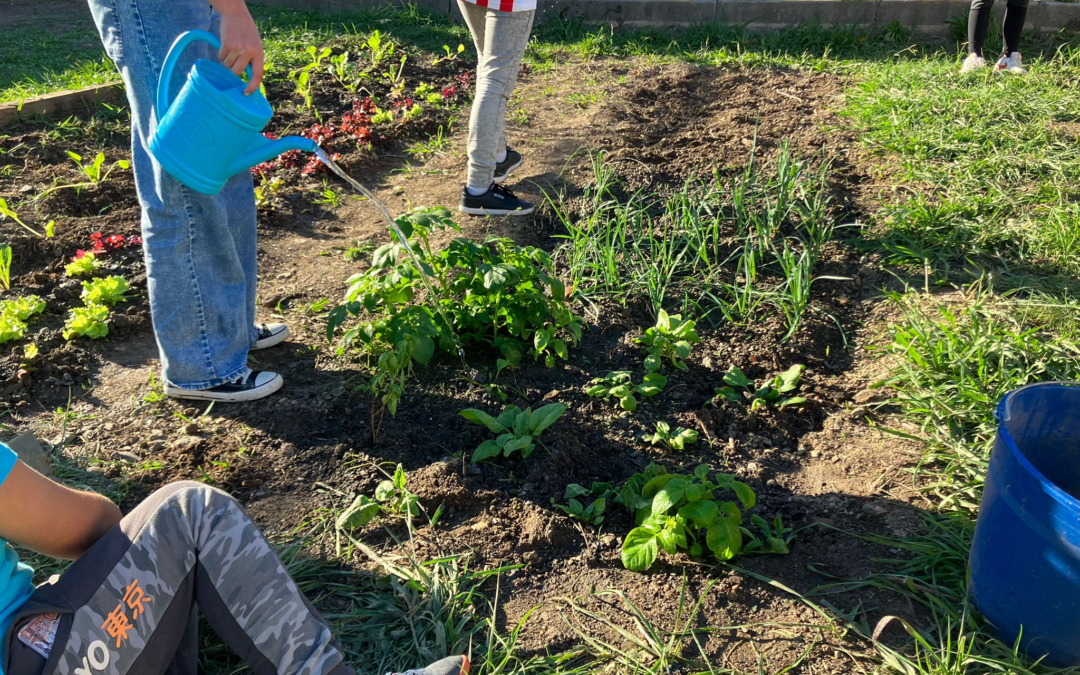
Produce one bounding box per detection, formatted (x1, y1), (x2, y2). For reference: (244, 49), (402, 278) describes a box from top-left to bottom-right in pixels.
(87, 0), (258, 389)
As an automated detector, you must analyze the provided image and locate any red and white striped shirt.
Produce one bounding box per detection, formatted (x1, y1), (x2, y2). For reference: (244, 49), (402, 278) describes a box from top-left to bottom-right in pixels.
(460, 0), (536, 12)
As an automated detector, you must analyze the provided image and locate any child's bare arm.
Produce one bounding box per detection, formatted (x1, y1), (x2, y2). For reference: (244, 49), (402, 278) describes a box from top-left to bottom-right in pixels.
(0, 461), (122, 560)
(208, 0), (265, 95)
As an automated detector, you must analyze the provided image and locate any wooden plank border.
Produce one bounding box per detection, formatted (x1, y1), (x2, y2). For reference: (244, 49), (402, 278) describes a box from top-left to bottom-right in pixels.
(0, 83), (124, 129)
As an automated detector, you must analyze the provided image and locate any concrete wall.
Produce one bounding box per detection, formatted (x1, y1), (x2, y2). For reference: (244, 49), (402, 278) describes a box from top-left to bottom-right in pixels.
(253, 0), (1080, 35)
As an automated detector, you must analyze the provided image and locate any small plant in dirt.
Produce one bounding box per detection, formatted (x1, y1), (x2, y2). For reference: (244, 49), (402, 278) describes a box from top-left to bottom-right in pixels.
(553, 482), (614, 525)
(67, 150), (130, 184)
(647, 421), (699, 451)
(363, 30), (395, 70)
(637, 309), (699, 373)
(0, 243), (10, 290)
(714, 364), (807, 410)
(63, 302), (109, 340)
(432, 43), (465, 66)
(328, 207), (582, 424)
(616, 463), (758, 571)
(290, 69), (315, 112)
(461, 403), (566, 463)
(336, 463), (421, 531)
(65, 251), (101, 277)
(328, 51), (366, 93)
(0, 199), (43, 238)
(585, 371), (667, 411)
(0, 295), (46, 345)
(81, 276), (128, 306)
(744, 514), (794, 555)
(87, 232), (141, 255)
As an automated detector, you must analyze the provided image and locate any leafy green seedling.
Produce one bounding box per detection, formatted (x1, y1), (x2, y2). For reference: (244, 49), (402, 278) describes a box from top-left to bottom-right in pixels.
(1, 295), (45, 321)
(461, 403), (566, 462)
(637, 309), (700, 372)
(647, 421), (699, 450)
(336, 463), (421, 531)
(0, 199), (43, 237)
(744, 514), (794, 555)
(81, 276), (128, 306)
(68, 151), (130, 184)
(0, 243), (10, 290)
(0, 295), (46, 345)
(63, 303), (109, 340)
(585, 371), (667, 411)
(617, 463), (759, 571)
(432, 43), (465, 65)
(65, 253), (101, 277)
(553, 482), (614, 525)
(714, 364), (807, 410)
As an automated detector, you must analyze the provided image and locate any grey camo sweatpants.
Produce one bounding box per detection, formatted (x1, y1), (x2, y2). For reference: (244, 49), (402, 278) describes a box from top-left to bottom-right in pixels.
(4, 482), (354, 675)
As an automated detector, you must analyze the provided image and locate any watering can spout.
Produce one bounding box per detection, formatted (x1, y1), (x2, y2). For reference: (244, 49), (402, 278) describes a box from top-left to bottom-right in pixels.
(228, 134), (319, 176)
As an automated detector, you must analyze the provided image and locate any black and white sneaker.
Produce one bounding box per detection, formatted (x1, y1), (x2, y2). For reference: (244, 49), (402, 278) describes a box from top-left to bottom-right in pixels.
(459, 184), (534, 217)
(493, 148), (524, 184)
(165, 370), (283, 402)
(252, 322), (289, 350)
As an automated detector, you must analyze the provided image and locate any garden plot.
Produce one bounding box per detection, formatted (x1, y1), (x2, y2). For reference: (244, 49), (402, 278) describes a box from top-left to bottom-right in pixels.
(5, 10), (1079, 675)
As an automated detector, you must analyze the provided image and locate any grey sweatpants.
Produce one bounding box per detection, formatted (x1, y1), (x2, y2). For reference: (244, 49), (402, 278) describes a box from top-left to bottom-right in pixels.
(458, 1), (535, 190)
(5, 482), (353, 675)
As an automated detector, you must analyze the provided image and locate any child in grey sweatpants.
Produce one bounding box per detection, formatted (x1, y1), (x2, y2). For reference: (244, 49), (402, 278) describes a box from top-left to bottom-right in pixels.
(456, 0), (537, 218)
(3, 474), (467, 675)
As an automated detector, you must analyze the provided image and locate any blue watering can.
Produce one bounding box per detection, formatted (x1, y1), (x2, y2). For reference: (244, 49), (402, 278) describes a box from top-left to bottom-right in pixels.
(148, 30), (317, 195)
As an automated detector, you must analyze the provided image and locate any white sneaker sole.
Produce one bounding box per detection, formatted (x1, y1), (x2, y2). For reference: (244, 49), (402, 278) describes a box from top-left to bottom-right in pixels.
(493, 157), (524, 185)
(252, 325), (289, 350)
(459, 204), (535, 217)
(165, 375), (283, 403)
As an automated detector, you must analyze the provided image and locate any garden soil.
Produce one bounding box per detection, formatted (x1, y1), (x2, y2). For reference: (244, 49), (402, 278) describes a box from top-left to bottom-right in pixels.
(2, 53), (929, 674)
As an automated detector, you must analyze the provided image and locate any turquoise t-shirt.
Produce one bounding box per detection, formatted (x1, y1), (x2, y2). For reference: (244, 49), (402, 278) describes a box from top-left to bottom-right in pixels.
(0, 443), (37, 668)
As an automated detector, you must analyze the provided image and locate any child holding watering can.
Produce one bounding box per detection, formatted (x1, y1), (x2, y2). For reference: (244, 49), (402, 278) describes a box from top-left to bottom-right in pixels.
(85, 0), (286, 402)
(456, 0), (537, 217)
(0, 438), (470, 675)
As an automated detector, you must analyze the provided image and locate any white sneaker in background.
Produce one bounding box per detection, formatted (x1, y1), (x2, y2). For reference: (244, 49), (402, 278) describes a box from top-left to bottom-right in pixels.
(996, 52), (1027, 74)
(960, 53), (987, 74)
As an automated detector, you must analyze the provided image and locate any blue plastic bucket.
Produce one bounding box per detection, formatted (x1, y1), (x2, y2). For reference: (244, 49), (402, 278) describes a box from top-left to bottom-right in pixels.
(969, 382), (1080, 665)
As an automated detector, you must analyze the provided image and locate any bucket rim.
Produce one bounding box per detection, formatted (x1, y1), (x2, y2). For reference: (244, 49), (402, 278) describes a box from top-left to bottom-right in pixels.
(997, 381), (1080, 510)
(189, 59), (270, 131)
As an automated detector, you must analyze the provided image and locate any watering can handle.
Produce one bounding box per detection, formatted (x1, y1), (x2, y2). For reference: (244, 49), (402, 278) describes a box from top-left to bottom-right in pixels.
(156, 30), (254, 118)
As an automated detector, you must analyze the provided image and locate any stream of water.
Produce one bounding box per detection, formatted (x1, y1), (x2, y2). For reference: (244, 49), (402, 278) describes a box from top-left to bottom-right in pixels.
(314, 148), (467, 365)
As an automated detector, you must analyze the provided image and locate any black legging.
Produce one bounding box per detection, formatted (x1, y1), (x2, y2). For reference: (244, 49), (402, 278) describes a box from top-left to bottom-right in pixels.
(969, 0), (1028, 58)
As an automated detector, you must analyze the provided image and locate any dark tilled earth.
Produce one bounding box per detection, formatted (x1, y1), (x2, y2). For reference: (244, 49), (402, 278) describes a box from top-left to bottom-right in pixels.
(2, 56), (928, 674)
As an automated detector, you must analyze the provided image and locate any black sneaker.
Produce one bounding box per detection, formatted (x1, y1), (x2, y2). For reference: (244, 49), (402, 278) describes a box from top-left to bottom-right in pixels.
(459, 184), (534, 217)
(252, 322), (289, 350)
(165, 370), (283, 402)
(493, 147), (523, 184)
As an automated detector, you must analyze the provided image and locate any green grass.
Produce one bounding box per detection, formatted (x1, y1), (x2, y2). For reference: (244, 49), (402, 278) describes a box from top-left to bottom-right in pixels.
(0, 27), (117, 103)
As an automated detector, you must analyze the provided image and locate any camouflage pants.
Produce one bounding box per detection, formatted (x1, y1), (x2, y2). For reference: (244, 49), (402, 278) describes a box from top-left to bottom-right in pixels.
(4, 482), (355, 675)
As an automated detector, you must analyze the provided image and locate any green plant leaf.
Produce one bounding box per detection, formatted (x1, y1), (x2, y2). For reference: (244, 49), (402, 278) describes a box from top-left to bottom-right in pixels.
(619, 394), (637, 411)
(374, 479), (395, 502)
(706, 519), (743, 560)
(778, 364), (804, 392)
(730, 481), (756, 510)
(502, 435), (534, 456)
(460, 408), (505, 433)
(644, 353), (661, 372)
(778, 396), (807, 408)
(641, 474), (672, 498)
(529, 403), (566, 434)
(651, 477), (687, 515)
(678, 500), (718, 528)
(472, 439), (502, 462)
(723, 366), (752, 389)
(621, 527), (659, 571)
(585, 385), (609, 397)
(336, 495), (381, 530)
